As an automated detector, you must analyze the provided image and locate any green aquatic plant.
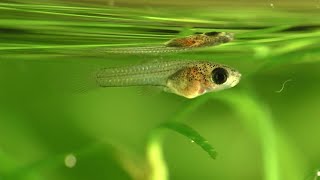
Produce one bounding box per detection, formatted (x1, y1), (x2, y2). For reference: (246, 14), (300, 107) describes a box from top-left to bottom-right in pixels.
(147, 122), (217, 180)
(145, 89), (279, 180)
(1, 1), (320, 180)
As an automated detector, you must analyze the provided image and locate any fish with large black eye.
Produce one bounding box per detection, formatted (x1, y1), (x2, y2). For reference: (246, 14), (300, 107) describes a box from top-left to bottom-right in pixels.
(96, 61), (241, 99)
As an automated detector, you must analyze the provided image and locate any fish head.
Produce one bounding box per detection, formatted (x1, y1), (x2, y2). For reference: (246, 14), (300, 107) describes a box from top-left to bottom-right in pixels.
(205, 31), (234, 43)
(166, 62), (241, 99)
(203, 63), (241, 93)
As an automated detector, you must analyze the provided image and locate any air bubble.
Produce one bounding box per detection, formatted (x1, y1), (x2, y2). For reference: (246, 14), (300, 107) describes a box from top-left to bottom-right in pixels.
(64, 154), (77, 168)
(270, 3), (274, 8)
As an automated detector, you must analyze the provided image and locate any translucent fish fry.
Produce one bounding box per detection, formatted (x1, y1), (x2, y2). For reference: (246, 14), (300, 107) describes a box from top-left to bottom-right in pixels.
(96, 60), (241, 98)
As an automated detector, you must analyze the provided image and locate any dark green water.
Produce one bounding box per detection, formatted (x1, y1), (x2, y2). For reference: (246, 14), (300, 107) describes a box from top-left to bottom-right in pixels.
(0, 1), (320, 180)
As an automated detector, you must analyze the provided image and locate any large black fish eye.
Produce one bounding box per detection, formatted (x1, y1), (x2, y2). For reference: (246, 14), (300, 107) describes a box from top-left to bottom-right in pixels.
(212, 67), (228, 84)
(204, 31), (220, 36)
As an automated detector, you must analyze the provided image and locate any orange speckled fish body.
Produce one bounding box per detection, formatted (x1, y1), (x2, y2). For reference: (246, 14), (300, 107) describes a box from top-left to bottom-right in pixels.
(166, 62), (214, 98)
(165, 32), (234, 48)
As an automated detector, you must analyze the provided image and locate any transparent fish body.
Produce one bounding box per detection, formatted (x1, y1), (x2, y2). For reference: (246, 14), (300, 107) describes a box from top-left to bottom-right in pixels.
(96, 32), (234, 54)
(97, 46), (188, 54)
(96, 61), (188, 87)
(96, 60), (241, 98)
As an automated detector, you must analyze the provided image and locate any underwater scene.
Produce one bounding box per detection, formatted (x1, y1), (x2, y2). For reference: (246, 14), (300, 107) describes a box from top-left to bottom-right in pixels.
(1, 0), (320, 179)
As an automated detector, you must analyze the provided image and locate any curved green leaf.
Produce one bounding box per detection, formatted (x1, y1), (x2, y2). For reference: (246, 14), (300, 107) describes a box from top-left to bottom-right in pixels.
(157, 122), (217, 159)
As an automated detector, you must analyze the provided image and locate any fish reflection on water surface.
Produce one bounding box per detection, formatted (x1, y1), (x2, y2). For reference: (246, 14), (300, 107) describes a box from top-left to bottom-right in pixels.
(98, 31), (234, 54)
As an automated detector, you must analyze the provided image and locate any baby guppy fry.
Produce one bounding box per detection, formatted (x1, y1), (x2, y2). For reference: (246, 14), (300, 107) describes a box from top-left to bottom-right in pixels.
(96, 60), (241, 98)
(98, 31), (234, 54)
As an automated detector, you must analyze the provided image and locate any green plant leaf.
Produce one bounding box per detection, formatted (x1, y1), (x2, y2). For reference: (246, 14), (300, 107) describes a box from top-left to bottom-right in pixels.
(157, 122), (217, 159)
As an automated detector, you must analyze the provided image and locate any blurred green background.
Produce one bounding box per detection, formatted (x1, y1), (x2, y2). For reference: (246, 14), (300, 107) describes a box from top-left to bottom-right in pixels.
(1, 0), (320, 180)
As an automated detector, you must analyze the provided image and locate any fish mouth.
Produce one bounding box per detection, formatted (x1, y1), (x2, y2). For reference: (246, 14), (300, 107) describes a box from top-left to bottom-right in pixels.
(231, 79), (239, 87)
(222, 32), (234, 42)
(230, 73), (241, 87)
